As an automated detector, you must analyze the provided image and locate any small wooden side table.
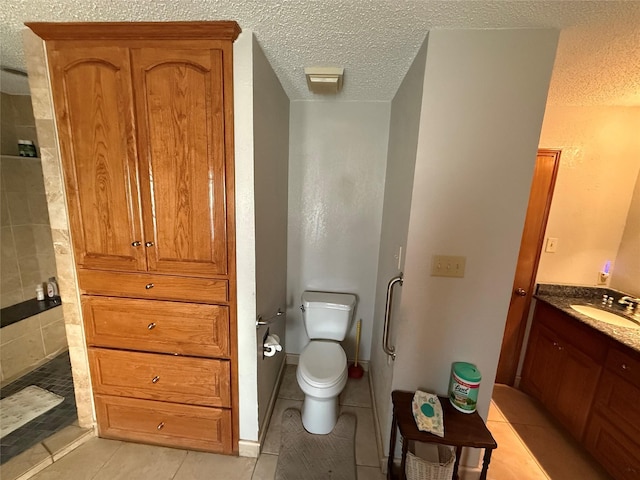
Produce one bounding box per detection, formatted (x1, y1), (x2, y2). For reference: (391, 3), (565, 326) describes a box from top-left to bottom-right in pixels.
(388, 390), (497, 480)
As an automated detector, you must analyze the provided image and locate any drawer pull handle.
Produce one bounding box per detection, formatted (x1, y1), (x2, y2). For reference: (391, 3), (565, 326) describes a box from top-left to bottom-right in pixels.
(621, 363), (628, 370)
(147, 322), (156, 330)
(157, 422), (165, 430)
(145, 241), (154, 247)
(152, 376), (160, 384)
(131, 241), (141, 247)
(145, 283), (154, 290)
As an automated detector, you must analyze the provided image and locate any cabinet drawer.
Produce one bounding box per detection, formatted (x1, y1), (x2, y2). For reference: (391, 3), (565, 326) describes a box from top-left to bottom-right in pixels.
(606, 345), (640, 386)
(584, 412), (640, 480)
(592, 370), (640, 441)
(83, 296), (229, 358)
(89, 348), (230, 407)
(78, 269), (228, 304)
(535, 302), (607, 361)
(95, 394), (232, 454)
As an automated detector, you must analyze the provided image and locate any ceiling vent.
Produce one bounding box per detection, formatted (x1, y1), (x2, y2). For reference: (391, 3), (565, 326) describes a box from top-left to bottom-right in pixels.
(305, 66), (344, 94)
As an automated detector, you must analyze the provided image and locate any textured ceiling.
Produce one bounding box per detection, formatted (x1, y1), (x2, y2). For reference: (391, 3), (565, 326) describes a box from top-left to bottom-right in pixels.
(1, 1), (639, 105)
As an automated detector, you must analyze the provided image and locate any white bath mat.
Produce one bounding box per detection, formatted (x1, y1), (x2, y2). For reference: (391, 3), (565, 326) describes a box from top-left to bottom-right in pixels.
(0, 385), (64, 438)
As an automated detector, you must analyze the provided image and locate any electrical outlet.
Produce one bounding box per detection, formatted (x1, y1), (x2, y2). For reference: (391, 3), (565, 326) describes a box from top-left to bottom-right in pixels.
(431, 255), (466, 278)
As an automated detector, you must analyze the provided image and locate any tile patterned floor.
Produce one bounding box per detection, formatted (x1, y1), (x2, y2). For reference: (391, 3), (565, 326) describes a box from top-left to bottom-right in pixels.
(485, 384), (613, 480)
(1, 351), (78, 464)
(1, 370), (615, 479)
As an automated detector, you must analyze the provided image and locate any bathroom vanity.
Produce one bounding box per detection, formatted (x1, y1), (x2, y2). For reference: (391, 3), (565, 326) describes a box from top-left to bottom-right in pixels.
(520, 289), (640, 480)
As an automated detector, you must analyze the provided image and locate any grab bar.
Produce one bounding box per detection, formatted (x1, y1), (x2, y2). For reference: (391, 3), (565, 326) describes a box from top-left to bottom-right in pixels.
(256, 308), (284, 328)
(383, 273), (403, 361)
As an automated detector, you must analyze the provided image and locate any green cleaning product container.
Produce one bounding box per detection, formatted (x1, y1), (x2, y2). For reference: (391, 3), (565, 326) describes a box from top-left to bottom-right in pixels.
(448, 362), (482, 414)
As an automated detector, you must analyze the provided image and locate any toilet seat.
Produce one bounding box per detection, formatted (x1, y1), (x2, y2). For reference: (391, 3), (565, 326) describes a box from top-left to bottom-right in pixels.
(298, 341), (347, 389)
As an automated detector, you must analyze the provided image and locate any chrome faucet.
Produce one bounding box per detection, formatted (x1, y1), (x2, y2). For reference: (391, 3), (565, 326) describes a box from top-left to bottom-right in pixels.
(619, 296), (640, 313)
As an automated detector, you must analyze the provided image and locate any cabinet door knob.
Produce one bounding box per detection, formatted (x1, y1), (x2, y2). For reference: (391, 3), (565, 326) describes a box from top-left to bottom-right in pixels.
(145, 241), (154, 247)
(131, 241), (142, 247)
(157, 422), (165, 430)
(145, 283), (154, 290)
(152, 376), (160, 384)
(515, 288), (527, 297)
(147, 322), (156, 330)
(621, 363), (628, 370)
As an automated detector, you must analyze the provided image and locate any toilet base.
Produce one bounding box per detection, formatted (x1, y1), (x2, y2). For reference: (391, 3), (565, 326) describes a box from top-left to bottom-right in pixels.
(301, 395), (339, 434)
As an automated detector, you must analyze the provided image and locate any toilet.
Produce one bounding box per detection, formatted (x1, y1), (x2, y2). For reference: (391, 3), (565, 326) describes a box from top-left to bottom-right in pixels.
(296, 291), (357, 434)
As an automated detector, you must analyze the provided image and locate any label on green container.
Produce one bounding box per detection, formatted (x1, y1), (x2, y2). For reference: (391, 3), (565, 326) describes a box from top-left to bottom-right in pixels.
(449, 362), (481, 414)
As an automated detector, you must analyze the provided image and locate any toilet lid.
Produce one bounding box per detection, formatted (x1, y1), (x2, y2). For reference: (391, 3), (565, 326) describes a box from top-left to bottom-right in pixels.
(299, 342), (347, 388)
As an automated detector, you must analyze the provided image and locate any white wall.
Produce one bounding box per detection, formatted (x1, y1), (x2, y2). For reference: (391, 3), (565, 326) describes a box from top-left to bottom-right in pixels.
(252, 34), (290, 435)
(612, 171), (640, 296)
(287, 101), (390, 362)
(389, 28), (559, 464)
(536, 106), (640, 292)
(234, 30), (259, 444)
(370, 34), (429, 455)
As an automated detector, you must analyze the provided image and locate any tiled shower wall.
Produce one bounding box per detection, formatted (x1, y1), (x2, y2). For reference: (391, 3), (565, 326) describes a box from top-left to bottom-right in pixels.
(1, 91), (68, 383)
(0, 154), (57, 307)
(20, 29), (93, 428)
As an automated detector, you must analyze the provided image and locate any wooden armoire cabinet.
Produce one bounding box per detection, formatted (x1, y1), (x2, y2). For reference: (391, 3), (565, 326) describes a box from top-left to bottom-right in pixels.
(27, 22), (241, 454)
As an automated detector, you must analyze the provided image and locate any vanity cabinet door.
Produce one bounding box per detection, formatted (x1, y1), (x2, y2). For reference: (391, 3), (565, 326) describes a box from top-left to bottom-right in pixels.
(549, 340), (601, 439)
(521, 302), (605, 440)
(47, 44), (146, 272)
(520, 321), (561, 402)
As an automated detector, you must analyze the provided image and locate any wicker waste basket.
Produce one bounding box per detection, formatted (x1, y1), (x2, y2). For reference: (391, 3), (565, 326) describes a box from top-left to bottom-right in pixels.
(405, 441), (455, 480)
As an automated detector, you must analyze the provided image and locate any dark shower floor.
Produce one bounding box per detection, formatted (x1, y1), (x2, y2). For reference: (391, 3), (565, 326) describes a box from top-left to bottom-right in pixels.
(0, 351), (77, 464)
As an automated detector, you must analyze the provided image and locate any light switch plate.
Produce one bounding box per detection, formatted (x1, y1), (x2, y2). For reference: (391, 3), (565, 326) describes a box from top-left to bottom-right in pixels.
(545, 237), (558, 253)
(431, 255), (466, 278)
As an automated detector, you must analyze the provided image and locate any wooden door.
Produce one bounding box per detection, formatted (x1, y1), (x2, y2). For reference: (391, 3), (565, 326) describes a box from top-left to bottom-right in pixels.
(132, 47), (228, 277)
(495, 149), (561, 385)
(47, 44), (146, 272)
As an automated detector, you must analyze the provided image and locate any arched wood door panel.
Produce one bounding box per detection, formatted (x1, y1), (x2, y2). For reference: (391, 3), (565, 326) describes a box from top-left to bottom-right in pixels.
(132, 48), (227, 277)
(48, 45), (146, 272)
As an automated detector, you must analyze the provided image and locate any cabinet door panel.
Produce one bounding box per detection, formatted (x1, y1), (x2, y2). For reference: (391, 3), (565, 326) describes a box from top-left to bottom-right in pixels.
(132, 48), (227, 277)
(520, 322), (560, 404)
(551, 342), (601, 439)
(47, 43), (146, 272)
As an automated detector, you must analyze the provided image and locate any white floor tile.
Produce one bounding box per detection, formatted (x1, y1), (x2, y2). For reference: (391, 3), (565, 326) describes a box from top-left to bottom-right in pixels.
(357, 465), (386, 479)
(252, 453), (277, 480)
(340, 374), (372, 407)
(30, 438), (121, 480)
(173, 450), (256, 480)
(339, 405), (380, 467)
(277, 365), (303, 401)
(261, 397), (302, 455)
(91, 442), (187, 480)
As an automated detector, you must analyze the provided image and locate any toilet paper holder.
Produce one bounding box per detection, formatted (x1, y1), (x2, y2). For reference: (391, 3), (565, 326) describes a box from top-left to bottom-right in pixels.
(263, 333), (282, 358)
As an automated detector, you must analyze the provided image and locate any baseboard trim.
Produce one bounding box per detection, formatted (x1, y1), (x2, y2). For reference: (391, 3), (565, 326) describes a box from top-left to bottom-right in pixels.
(368, 364), (388, 473)
(255, 356), (287, 453)
(238, 440), (261, 458)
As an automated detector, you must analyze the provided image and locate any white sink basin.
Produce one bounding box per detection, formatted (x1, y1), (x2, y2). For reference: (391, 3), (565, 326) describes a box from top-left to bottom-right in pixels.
(570, 305), (640, 329)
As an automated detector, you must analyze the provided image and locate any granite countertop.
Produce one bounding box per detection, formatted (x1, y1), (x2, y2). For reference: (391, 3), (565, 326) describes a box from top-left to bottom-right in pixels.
(534, 284), (640, 353)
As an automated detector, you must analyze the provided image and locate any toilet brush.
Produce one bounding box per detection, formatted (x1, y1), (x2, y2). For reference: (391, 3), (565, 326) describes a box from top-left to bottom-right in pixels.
(348, 319), (364, 379)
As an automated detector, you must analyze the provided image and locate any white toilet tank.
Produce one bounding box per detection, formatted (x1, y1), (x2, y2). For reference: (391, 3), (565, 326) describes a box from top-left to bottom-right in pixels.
(302, 291), (356, 341)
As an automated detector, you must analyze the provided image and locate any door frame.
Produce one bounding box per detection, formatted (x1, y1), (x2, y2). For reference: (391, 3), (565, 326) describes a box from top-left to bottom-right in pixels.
(495, 149), (561, 385)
